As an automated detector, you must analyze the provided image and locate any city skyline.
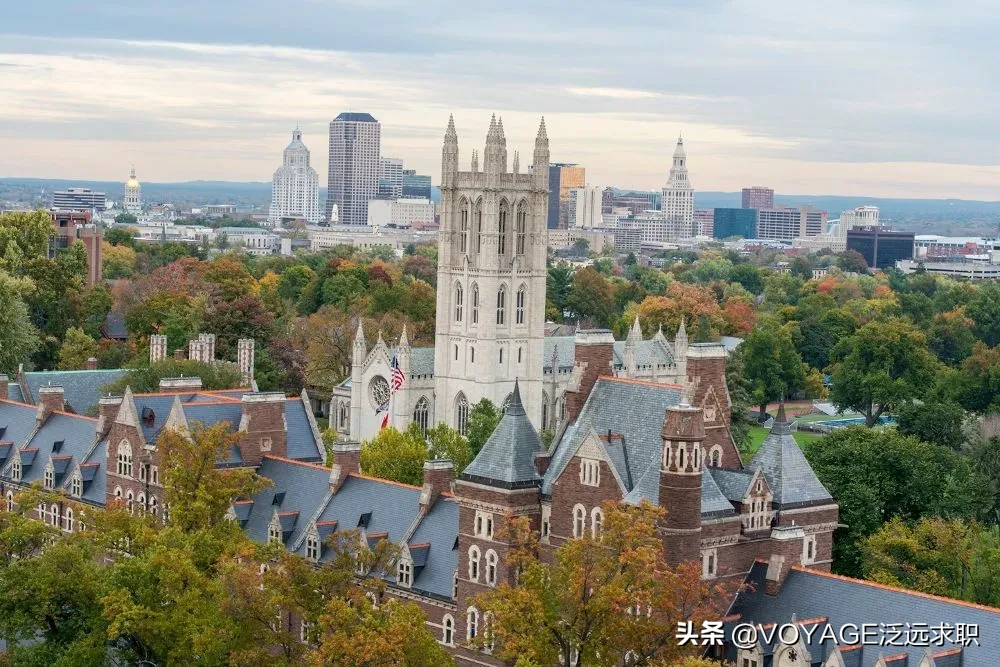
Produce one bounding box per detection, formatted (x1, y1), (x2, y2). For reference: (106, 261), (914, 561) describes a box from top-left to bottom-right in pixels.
(1, 1), (998, 199)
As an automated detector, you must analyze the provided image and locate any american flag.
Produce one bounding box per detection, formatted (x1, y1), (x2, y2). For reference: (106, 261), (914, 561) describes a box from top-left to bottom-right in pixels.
(390, 355), (405, 393)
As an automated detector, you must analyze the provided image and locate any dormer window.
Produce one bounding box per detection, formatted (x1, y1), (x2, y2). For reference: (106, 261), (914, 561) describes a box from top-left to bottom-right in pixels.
(44, 465), (54, 490)
(11, 455), (21, 482)
(397, 557), (412, 587)
(268, 518), (282, 544)
(306, 533), (320, 562)
(579, 458), (600, 487)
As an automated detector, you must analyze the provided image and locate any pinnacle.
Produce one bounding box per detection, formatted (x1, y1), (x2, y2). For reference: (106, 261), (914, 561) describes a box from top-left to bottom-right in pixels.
(445, 114), (457, 140)
(535, 116), (548, 142)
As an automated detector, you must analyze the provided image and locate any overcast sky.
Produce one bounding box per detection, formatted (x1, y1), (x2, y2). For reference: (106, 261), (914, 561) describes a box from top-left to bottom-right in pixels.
(1, 1), (998, 199)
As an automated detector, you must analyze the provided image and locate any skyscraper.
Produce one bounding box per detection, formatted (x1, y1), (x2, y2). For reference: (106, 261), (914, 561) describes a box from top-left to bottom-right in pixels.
(327, 112), (381, 225)
(123, 166), (141, 214)
(401, 169), (432, 199)
(546, 163), (585, 229)
(570, 185), (604, 228)
(741, 186), (774, 210)
(379, 157), (404, 198)
(267, 128), (321, 227)
(662, 136), (694, 237)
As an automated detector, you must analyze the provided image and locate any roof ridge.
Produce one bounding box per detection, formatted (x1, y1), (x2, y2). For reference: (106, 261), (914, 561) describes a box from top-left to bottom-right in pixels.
(792, 565), (1000, 615)
(262, 455), (331, 473)
(50, 409), (98, 422)
(348, 471), (423, 491)
(597, 375), (684, 389)
(0, 398), (37, 409)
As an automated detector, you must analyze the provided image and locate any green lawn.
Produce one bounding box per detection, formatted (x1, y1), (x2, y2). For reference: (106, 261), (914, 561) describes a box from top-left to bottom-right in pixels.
(743, 425), (824, 462)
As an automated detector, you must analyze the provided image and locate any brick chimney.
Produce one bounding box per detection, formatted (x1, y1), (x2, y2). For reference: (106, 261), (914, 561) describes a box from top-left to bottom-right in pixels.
(420, 459), (453, 512)
(534, 451), (552, 476)
(564, 329), (615, 425)
(765, 525), (806, 594)
(329, 441), (361, 493)
(173, 348), (186, 361)
(97, 395), (123, 437)
(85, 357), (98, 371)
(238, 393), (287, 466)
(0, 374), (8, 402)
(158, 376), (203, 393)
(36, 385), (65, 424)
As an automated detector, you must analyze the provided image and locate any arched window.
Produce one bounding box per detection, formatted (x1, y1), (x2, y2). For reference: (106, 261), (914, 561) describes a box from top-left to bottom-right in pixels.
(338, 401), (349, 430)
(71, 474), (82, 498)
(117, 440), (133, 477)
(475, 201), (483, 253)
(413, 397), (430, 436)
(456, 393), (469, 435)
(497, 201), (508, 255)
(471, 283), (479, 324)
(460, 200), (469, 253)
(516, 284), (526, 324)
(573, 504), (586, 538)
(442, 614), (455, 646)
(149, 496), (159, 518)
(113, 486), (122, 503)
(516, 201), (527, 255)
(269, 518), (282, 544)
(64, 507), (74, 532)
(591, 507), (604, 539)
(466, 607), (479, 640)
(126, 490), (135, 515)
(542, 392), (549, 430)
(709, 446), (722, 468)
(137, 492), (146, 515)
(486, 549), (498, 587)
(499, 347), (503, 364)
(455, 282), (464, 322)
(6, 491), (13, 512)
(468, 545), (481, 582)
(11, 456), (21, 482)
(496, 285), (507, 325)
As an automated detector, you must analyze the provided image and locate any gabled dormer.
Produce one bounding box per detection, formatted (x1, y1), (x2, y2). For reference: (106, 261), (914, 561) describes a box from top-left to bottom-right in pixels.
(740, 467), (773, 534)
(268, 507), (299, 545)
(305, 520), (337, 562)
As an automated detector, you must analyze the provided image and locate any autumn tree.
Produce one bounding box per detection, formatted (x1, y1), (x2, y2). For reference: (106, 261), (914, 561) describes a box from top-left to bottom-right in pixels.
(566, 267), (615, 327)
(474, 501), (732, 667)
(358, 426), (430, 486)
(955, 343), (1000, 414)
(741, 317), (808, 419)
(928, 308), (977, 365)
(467, 398), (501, 456)
(55, 326), (100, 370)
(633, 282), (724, 339)
(828, 318), (937, 426)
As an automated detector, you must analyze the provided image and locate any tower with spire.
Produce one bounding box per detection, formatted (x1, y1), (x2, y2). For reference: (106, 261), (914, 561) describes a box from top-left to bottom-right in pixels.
(268, 127), (321, 226)
(434, 115), (551, 434)
(124, 166), (142, 215)
(662, 135), (695, 238)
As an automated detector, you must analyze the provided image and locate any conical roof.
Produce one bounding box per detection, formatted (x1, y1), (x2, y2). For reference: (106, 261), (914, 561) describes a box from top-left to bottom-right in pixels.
(459, 380), (544, 490)
(748, 402), (832, 509)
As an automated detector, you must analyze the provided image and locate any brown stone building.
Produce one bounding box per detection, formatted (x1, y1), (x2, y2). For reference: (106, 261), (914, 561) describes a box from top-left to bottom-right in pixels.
(50, 209), (103, 287)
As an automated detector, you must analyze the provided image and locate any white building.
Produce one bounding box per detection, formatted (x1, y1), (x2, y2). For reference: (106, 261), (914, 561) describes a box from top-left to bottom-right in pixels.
(215, 227), (279, 256)
(123, 167), (142, 214)
(268, 128), (321, 227)
(307, 224), (436, 255)
(548, 228), (615, 254)
(327, 112), (381, 225)
(570, 185), (605, 229)
(897, 259), (1000, 280)
(379, 157), (404, 198)
(53, 188), (106, 212)
(758, 206), (827, 241)
(366, 198), (435, 228)
(838, 205), (879, 236)
(661, 136), (694, 238)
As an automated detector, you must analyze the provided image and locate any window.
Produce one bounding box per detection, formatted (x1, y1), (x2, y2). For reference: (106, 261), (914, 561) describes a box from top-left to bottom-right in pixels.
(498, 202), (508, 256)
(413, 397), (430, 436)
(466, 607), (479, 640)
(542, 395), (548, 431)
(117, 440), (133, 477)
(579, 458), (600, 487)
(37, 503), (45, 522)
(486, 550), (498, 587)
(573, 504), (586, 539)
(471, 283), (479, 324)
(269, 518), (282, 544)
(306, 534), (320, 561)
(499, 348), (503, 364)
(71, 474), (82, 497)
(113, 486), (122, 502)
(475, 511), (494, 539)
(455, 282), (464, 322)
(515, 285), (526, 324)
(260, 437), (272, 452)
(149, 496), (159, 518)
(496, 286), (506, 325)
(151, 466), (158, 485)
(803, 535), (816, 564)
(518, 347), (522, 364)
(300, 619), (311, 643)
(516, 202), (527, 255)
(709, 446), (722, 468)
(139, 463), (147, 482)
(442, 614), (455, 645)
(460, 201), (469, 253)
(702, 548), (718, 578)
(456, 394), (469, 436)
(475, 203), (483, 253)
(6, 491), (13, 512)
(398, 558), (412, 587)
(125, 490), (135, 514)
(64, 507), (74, 532)
(471, 347), (475, 363)
(541, 505), (551, 542)
(12, 456), (22, 482)
(137, 493), (146, 514)
(44, 466), (54, 490)
(468, 545), (481, 581)
(454, 345), (459, 361)
(591, 507), (604, 539)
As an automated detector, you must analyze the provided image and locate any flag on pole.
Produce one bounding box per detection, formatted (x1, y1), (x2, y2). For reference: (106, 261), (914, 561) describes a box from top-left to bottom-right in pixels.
(390, 355), (405, 393)
(380, 412), (390, 430)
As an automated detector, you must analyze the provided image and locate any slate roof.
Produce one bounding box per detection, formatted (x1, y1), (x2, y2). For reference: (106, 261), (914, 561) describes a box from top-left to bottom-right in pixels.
(0, 400), (42, 449)
(709, 468), (755, 503)
(334, 112), (378, 123)
(8, 412), (99, 491)
(22, 370), (127, 415)
(6, 383), (24, 403)
(700, 469), (738, 518)
(730, 562), (1000, 667)
(79, 440), (108, 505)
(283, 398), (324, 462)
(100, 311), (128, 340)
(612, 339), (675, 369)
(407, 498), (459, 600)
(747, 406), (833, 510)
(460, 381), (545, 489)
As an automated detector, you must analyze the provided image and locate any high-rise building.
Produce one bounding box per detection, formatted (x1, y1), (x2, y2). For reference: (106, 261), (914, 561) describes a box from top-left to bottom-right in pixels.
(570, 185), (604, 228)
(546, 163), (585, 229)
(401, 169), (432, 199)
(741, 186), (774, 210)
(694, 208), (714, 237)
(327, 112), (381, 225)
(267, 128), (321, 227)
(837, 205), (880, 237)
(847, 227), (914, 269)
(611, 191), (658, 215)
(50, 210), (102, 287)
(756, 205), (827, 240)
(123, 167), (142, 214)
(379, 157), (404, 198)
(713, 208), (757, 239)
(53, 188), (106, 212)
(601, 187), (614, 214)
(662, 136), (694, 237)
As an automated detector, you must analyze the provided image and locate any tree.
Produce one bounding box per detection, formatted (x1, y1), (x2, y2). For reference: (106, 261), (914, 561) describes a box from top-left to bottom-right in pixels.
(565, 267), (615, 326)
(102, 359), (245, 394)
(467, 398), (501, 456)
(828, 318), (937, 426)
(633, 283), (724, 339)
(359, 426), (431, 486)
(966, 282), (1000, 347)
(741, 318), (808, 419)
(0, 210), (53, 273)
(725, 346), (755, 457)
(202, 294), (276, 360)
(836, 249), (869, 274)
(789, 255), (813, 280)
(57, 327), (100, 370)
(955, 343), (1000, 414)
(728, 263), (763, 295)
(473, 501), (732, 667)
(277, 264), (316, 302)
(547, 262), (573, 319)
(571, 237), (590, 256)
(928, 308), (976, 365)
(114, 212), (138, 226)
(0, 271), (39, 374)
(401, 254), (436, 286)
(806, 426), (992, 576)
(896, 400), (968, 450)
(104, 226), (137, 247)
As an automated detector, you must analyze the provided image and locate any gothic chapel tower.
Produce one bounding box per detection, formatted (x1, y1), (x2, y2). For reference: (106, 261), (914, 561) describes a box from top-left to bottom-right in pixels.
(434, 115), (549, 434)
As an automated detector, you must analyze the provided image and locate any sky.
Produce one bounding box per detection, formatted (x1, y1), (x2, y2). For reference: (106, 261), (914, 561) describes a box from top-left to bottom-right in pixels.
(1, 1), (998, 199)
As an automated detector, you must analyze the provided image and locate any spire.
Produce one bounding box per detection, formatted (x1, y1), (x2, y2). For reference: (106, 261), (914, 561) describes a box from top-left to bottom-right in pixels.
(398, 323), (410, 349)
(749, 399), (832, 509)
(497, 116), (506, 142)
(512, 150), (520, 174)
(507, 378), (525, 416)
(486, 114), (498, 143)
(354, 320), (366, 346)
(535, 117), (548, 144)
(677, 317), (687, 340)
(772, 400), (789, 435)
(445, 114), (457, 142)
(471, 149), (479, 172)
(628, 315), (643, 341)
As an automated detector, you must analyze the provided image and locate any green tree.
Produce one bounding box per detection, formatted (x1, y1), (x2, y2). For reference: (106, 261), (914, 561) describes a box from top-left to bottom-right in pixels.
(467, 398), (501, 456)
(928, 308), (977, 365)
(566, 267), (615, 327)
(0, 271), (39, 374)
(0, 210), (53, 273)
(102, 359), (245, 394)
(741, 318), (808, 419)
(104, 226), (137, 247)
(114, 212), (138, 226)
(57, 327), (100, 370)
(966, 282), (1000, 347)
(571, 237), (590, 256)
(729, 263), (763, 295)
(806, 426), (992, 576)
(276, 264), (315, 303)
(954, 343), (1000, 414)
(725, 346), (755, 456)
(836, 249), (869, 274)
(358, 426), (431, 486)
(829, 318), (937, 426)
(789, 255), (813, 280)
(546, 262), (573, 318)
(896, 400), (968, 450)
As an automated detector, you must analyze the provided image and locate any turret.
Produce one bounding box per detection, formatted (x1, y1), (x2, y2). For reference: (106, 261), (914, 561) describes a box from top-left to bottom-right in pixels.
(442, 114), (459, 189)
(533, 117), (550, 191)
(484, 114), (503, 184)
(497, 116), (508, 173)
(659, 402), (704, 567)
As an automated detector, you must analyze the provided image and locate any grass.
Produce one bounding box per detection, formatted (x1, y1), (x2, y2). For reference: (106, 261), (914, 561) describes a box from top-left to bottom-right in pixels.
(743, 425), (825, 462)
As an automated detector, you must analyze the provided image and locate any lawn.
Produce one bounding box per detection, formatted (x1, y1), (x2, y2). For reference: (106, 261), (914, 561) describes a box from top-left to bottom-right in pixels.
(743, 425), (824, 462)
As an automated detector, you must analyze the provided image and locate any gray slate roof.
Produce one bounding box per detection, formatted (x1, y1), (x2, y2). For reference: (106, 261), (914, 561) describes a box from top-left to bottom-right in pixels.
(700, 469), (737, 518)
(612, 339), (675, 369)
(334, 112), (378, 123)
(710, 467), (755, 502)
(747, 413), (832, 509)
(23, 369), (127, 415)
(6, 383), (24, 403)
(460, 381), (545, 489)
(730, 562), (1000, 667)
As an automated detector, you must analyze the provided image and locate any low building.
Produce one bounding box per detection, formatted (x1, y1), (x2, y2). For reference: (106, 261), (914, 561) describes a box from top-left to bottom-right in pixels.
(215, 227), (280, 256)
(204, 204), (237, 217)
(846, 227), (914, 269)
(913, 235), (998, 259)
(547, 228), (614, 254)
(307, 224), (436, 256)
(897, 259), (1000, 280)
(367, 198), (435, 228)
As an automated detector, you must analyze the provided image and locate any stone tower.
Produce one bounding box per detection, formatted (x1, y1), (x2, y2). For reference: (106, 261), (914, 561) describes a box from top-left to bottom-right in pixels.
(662, 136), (694, 238)
(433, 115), (550, 433)
(660, 402), (704, 566)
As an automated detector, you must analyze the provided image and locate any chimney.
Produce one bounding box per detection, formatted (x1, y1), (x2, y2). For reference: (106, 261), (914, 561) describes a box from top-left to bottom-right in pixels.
(238, 392), (287, 466)
(86, 357), (98, 371)
(765, 554), (787, 596)
(534, 451), (552, 476)
(199, 333), (216, 363)
(36, 385), (65, 424)
(420, 459), (453, 512)
(149, 334), (168, 364)
(329, 441), (361, 493)
(237, 339), (255, 387)
(188, 338), (205, 363)
(173, 348), (186, 361)
(97, 395), (123, 437)
(766, 525), (806, 594)
(158, 376), (203, 392)
(0, 374), (8, 402)
(565, 329), (615, 424)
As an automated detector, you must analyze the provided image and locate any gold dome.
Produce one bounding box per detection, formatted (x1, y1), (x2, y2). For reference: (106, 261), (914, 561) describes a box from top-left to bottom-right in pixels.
(126, 177), (140, 188)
